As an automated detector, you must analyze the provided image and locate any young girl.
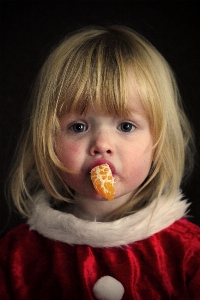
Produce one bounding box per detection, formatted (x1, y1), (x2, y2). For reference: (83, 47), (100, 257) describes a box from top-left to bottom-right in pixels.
(0, 25), (199, 300)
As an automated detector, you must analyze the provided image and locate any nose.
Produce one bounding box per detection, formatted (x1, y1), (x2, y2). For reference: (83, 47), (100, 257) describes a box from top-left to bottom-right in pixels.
(89, 133), (114, 156)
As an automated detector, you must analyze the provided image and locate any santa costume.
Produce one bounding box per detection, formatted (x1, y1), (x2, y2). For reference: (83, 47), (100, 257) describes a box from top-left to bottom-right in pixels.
(0, 190), (200, 299)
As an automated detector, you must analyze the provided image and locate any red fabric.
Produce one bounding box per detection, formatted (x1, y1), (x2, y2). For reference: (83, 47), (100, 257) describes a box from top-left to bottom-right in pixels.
(0, 218), (200, 299)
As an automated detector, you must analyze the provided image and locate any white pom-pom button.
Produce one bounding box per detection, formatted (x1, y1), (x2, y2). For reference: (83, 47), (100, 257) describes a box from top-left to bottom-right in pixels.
(93, 276), (124, 300)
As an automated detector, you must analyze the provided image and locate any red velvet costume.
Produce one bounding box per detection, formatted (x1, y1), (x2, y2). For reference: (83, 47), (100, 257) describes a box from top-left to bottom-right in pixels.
(0, 190), (200, 299)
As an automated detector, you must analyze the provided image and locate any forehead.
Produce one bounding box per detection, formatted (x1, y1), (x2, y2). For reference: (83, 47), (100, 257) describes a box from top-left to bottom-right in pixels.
(57, 67), (146, 119)
(93, 70), (146, 117)
(126, 70), (146, 112)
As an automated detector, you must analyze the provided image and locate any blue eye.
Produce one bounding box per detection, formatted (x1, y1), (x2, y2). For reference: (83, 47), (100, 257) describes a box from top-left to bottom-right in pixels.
(69, 123), (87, 133)
(118, 122), (136, 132)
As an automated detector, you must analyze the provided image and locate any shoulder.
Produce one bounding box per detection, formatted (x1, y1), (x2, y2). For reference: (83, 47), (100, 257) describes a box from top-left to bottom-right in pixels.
(166, 219), (200, 278)
(0, 224), (52, 262)
(165, 218), (200, 241)
(1, 223), (40, 245)
(1, 224), (33, 246)
(154, 218), (200, 261)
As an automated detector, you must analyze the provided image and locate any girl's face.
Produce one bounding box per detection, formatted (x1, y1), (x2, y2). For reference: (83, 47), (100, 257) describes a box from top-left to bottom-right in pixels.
(55, 76), (154, 218)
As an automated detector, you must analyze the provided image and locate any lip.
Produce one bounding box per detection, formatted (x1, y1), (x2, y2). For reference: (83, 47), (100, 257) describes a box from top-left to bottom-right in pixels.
(88, 159), (116, 175)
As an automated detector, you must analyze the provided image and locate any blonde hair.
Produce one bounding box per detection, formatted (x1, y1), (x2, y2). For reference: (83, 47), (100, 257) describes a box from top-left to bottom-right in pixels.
(9, 25), (195, 220)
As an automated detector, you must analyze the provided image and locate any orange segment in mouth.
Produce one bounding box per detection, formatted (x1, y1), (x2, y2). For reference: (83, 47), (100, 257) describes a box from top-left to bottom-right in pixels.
(90, 163), (115, 200)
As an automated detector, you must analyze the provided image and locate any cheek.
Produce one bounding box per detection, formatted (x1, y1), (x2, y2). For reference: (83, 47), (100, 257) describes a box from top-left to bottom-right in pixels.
(56, 143), (84, 189)
(125, 145), (153, 180)
(56, 139), (81, 170)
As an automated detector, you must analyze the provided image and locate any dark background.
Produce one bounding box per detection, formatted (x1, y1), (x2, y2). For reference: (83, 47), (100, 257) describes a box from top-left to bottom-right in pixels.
(1, 1), (200, 238)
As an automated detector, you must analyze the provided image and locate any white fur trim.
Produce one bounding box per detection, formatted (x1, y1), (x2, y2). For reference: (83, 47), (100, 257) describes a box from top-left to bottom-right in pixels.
(93, 276), (124, 300)
(28, 190), (189, 247)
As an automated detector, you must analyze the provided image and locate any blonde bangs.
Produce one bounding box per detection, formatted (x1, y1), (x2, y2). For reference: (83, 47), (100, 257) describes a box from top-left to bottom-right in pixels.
(53, 32), (135, 119)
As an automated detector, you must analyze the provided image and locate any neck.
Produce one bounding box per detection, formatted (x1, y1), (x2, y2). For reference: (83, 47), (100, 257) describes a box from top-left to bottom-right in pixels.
(67, 194), (133, 222)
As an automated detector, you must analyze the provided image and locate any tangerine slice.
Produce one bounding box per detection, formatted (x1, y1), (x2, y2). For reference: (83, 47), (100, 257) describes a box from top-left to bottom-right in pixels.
(90, 163), (115, 200)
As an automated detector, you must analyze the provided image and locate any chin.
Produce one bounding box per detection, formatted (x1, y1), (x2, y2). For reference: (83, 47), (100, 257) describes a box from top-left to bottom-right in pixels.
(91, 193), (110, 202)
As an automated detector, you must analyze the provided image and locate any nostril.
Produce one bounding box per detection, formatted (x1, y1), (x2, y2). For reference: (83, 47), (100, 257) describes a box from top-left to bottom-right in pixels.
(91, 147), (113, 156)
(93, 149), (111, 155)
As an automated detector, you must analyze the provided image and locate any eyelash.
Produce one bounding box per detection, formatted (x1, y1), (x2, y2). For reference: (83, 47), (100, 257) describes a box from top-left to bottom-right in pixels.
(117, 122), (136, 132)
(68, 121), (136, 133)
(69, 123), (88, 133)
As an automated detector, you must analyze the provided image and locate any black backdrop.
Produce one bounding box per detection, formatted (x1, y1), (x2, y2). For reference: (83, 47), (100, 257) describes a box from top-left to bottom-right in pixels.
(1, 1), (200, 238)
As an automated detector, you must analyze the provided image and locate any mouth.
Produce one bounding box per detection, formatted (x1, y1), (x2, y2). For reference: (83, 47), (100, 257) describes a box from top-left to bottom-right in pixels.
(88, 159), (116, 175)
